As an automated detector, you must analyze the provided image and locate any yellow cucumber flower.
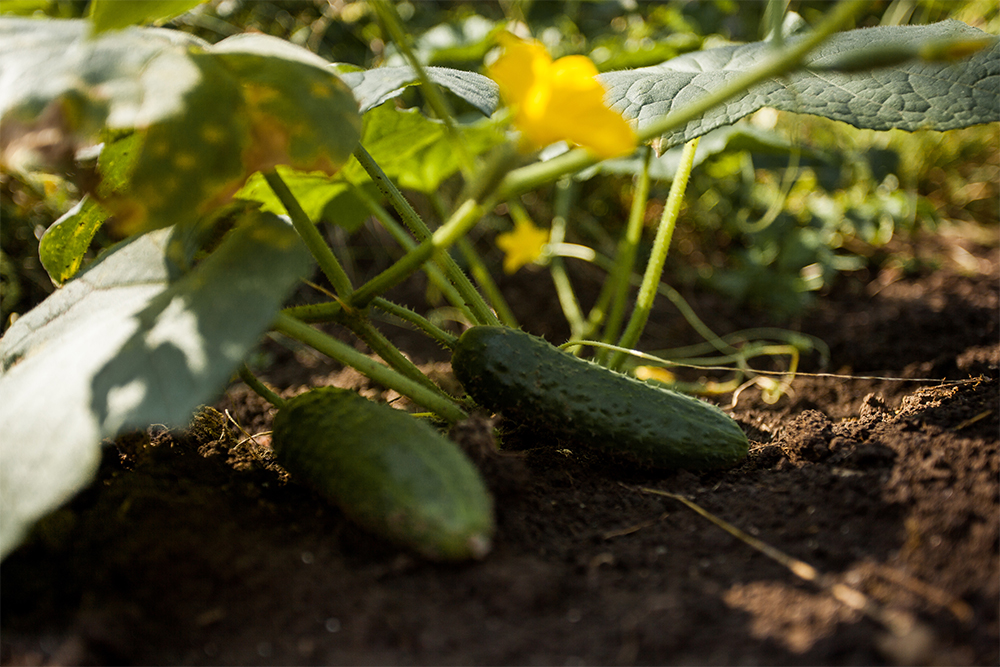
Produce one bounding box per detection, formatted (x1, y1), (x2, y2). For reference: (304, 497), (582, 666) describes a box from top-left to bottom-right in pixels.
(488, 33), (637, 160)
(495, 218), (549, 274)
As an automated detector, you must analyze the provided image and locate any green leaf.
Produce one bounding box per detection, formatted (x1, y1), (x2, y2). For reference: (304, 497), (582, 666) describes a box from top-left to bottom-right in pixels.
(339, 65), (499, 115)
(0, 210), (313, 559)
(0, 19), (362, 237)
(352, 102), (503, 192)
(38, 195), (108, 284)
(211, 32), (362, 176)
(236, 103), (501, 229)
(600, 20), (999, 151)
(0, 18), (209, 170)
(88, 0), (206, 34)
(238, 167), (354, 222)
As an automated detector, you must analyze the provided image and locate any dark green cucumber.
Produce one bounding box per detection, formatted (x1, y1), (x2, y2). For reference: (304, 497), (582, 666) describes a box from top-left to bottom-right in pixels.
(451, 326), (748, 470)
(271, 387), (494, 560)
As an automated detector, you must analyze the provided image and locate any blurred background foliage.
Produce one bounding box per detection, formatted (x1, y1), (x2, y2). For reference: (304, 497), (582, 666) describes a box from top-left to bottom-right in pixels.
(2, 0), (998, 328)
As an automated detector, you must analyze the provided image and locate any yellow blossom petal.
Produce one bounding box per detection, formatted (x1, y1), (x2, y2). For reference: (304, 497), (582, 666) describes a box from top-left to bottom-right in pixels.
(495, 218), (549, 274)
(488, 33), (637, 159)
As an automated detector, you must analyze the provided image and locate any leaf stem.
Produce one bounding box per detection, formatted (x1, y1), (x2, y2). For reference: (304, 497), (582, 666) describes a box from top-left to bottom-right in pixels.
(595, 145), (653, 360)
(272, 312), (467, 422)
(263, 170), (353, 298)
(608, 137), (699, 370)
(371, 297), (459, 349)
(238, 364), (286, 409)
(352, 145), (500, 325)
(350, 197), (492, 312)
(546, 179), (586, 338)
(351, 178), (474, 321)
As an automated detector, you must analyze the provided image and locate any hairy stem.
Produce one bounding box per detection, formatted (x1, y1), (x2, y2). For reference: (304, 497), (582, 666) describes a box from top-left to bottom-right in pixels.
(352, 145), (500, 325)
(609, 137), (699, 370)
(273, 313), (467, 422)
(238, 364), (286, 409)
(263, 170), (353, 298)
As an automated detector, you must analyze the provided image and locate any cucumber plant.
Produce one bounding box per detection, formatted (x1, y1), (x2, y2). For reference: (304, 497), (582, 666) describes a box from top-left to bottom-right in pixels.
(0, 0), (996, 560)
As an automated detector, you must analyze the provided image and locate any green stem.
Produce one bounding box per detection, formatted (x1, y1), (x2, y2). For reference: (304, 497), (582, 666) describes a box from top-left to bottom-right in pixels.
(343, 313), (451, 395)
(350, 197), (491, 312)
(596, 145), (653, 359)
(263, 170), (353, 298)
(272, 312), (467, 423)
(429, 192), (518, 327)
(546, 179), (586, 338)
(609, 137), (700, 370)
(352, 145), (499, 326)
(238, 364), (286, 409)
(493, 0), (868, 201)
(281, 301), (342, 323)
(371, 297), (459, 349)
(457, 238), (518, 327)
(351, 179), (474, 322)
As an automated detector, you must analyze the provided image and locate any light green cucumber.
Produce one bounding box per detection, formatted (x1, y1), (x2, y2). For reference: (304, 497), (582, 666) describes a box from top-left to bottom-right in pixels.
(271, 387), (494, 560)
(451, 326), (748, 470)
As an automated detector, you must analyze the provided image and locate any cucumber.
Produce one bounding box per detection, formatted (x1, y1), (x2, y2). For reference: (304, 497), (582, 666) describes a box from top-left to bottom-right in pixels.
(451, 326), (748, 470)
(271, 387), (494, 560)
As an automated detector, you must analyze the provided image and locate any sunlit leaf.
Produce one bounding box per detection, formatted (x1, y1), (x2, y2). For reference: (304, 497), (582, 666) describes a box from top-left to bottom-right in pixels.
(0, 18), (208, 172)
(212, 33), (361, 177)
(600, 20), (999, 151)
(353, 102), (503, 192)
(38, 196), (108, 284)
(88, 0), (206, 34)
(0, 19), (362, 236)
(0, 209), (313, 559)
(339, 65), (499, 115)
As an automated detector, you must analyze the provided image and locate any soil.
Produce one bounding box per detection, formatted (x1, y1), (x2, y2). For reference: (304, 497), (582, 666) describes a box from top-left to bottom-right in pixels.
(1, 223), (997, 666)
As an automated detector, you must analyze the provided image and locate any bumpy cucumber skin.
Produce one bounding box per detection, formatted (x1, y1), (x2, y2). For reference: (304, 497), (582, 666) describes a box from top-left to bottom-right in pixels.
(272, 388), (494, 560)
(452, 326), (749, 470)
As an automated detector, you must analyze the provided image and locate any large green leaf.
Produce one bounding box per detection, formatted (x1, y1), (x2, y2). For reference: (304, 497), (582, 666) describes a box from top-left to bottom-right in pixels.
(235, 102), (503, 230)
(0, 18), (362, 236)
(88, 0), (207, 34)
(338, 65), (499, 115)
(599, 20), (999, 151)
(0, 18), (207, 163)
(0, 210), (313, 559)
(339, 21), (997, 150)
(349, 103), (503, 192)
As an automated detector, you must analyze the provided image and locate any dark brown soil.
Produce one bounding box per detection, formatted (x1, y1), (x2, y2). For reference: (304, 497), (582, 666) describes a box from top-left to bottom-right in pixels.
(2, 225), (997, 666)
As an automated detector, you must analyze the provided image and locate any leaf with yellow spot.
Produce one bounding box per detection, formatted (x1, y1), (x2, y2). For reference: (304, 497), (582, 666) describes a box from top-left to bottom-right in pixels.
(212, 32), (361, 177)
(1, 19), (362, 238)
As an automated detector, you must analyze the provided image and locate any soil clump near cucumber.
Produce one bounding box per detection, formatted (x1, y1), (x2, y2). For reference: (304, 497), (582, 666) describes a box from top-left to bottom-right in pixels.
(2, 229), (997, 666)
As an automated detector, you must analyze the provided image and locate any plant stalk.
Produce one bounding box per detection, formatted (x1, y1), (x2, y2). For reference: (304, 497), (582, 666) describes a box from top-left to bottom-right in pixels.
(263, 170), (354, 298)
(351, 178), (474, 322)
(272, 312), (467, 422)
(608, 137), (699, 370)
(353, 145), (500, 325)
(595, 145), (653, 358)
(238, 364), (286, 409)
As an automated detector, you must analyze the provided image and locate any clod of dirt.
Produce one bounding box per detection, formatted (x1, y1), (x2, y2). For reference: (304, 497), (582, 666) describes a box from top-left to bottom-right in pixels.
(777, 410), (835, 463)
